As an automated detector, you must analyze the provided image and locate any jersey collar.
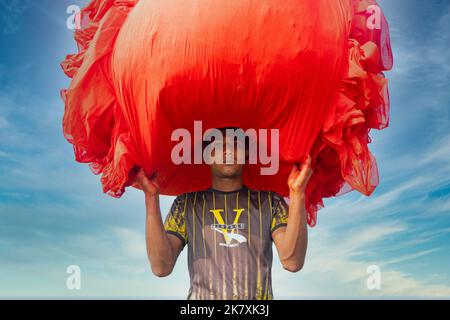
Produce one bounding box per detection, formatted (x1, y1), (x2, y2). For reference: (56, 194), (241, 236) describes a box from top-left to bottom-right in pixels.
(206, 185), (249, 194)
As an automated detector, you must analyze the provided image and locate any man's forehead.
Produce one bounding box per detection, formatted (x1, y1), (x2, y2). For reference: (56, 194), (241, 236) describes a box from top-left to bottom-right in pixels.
(210, 134), (245, 146)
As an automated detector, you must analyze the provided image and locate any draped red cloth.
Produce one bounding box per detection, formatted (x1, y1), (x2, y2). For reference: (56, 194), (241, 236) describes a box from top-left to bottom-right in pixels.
(61, 0), (393, 227)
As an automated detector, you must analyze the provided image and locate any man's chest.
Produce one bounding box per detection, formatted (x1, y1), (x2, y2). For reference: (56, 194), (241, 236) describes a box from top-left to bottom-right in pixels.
(184, 193), (273, 251)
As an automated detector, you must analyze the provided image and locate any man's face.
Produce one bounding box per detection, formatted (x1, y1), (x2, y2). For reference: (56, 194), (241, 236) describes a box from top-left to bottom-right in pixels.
(209, 136), (246, 178)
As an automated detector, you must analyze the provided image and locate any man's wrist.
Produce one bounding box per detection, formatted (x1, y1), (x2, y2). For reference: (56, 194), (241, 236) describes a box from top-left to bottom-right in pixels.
(144, 192), (159, 209)
(289, 189), (306, 200)
(145, 192), (159, 203)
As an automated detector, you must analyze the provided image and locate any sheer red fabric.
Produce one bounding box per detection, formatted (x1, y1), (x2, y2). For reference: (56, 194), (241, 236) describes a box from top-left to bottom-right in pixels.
(61, 0), (393, 227)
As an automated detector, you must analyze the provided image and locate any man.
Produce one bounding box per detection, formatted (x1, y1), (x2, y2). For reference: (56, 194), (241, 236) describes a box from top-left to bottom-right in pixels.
(133, 127), (313, 300)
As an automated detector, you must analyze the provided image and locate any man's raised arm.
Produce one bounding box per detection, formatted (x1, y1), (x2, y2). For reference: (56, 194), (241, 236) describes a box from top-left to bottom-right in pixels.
(133, 168), (184, 277)
(272, 155), (313, 273)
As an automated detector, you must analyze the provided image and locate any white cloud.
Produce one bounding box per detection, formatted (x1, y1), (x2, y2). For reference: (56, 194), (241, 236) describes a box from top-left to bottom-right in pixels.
(271, 221), (450, 298)
(420, 134), (450, 165)
(382, 248), (440, 266)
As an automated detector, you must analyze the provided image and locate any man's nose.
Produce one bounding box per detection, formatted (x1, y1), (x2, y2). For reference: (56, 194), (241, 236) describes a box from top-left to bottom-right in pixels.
(223, 147), (234, 162)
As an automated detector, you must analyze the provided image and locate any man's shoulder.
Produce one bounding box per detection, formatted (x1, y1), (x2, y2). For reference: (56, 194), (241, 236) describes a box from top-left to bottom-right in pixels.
(173, 190), (206, 202)
(246, 187), (285, 202)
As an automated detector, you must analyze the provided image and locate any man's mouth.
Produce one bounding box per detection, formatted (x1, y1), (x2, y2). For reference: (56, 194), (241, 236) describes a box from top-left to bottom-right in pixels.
(224, 156), (234, 164)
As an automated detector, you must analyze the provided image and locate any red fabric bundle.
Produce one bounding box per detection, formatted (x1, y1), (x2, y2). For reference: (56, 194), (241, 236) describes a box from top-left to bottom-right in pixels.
(61, 0), (393, 226)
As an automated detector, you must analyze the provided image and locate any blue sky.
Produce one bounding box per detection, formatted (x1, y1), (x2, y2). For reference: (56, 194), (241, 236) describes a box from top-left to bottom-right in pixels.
(0, 0), (449, 298)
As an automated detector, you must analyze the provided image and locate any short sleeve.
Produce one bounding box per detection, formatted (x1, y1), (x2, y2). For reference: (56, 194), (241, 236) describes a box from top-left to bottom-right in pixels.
(164, 194), (188, 246)
(270, 193), (289, 235)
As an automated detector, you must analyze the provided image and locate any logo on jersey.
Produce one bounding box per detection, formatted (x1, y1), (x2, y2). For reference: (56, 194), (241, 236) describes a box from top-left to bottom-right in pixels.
(210, 208), (247, 247)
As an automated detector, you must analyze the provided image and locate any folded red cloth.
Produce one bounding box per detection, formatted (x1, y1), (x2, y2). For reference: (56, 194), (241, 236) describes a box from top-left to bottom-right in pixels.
(61, 0), (393, 226)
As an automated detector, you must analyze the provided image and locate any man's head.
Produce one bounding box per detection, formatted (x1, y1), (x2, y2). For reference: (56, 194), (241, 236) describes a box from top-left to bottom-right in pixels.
(203, 127), (249, 179)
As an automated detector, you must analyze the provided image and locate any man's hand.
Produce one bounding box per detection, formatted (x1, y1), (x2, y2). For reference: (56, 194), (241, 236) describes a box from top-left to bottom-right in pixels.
(132, 168), (160, 196)
(287, 154), (313, 194)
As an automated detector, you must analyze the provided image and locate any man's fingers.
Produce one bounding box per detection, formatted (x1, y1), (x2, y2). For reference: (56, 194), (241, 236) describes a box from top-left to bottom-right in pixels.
(131, 181), (143, 190)
(302, 154), (312, 167)
(291, 155), (311, 176)
(135, 168), (143, 180)
(137, 168), (154, 181)
(290, 164), (298, 173)
(300, 155), (312, 170)
(150, 172), (158, 181)
(298, 155), (313, 181)
(298, 169), (310, 184)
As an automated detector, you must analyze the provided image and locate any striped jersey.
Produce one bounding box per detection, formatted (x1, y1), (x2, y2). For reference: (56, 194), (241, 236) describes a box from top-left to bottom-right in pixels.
(163, 185), (289, 300)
